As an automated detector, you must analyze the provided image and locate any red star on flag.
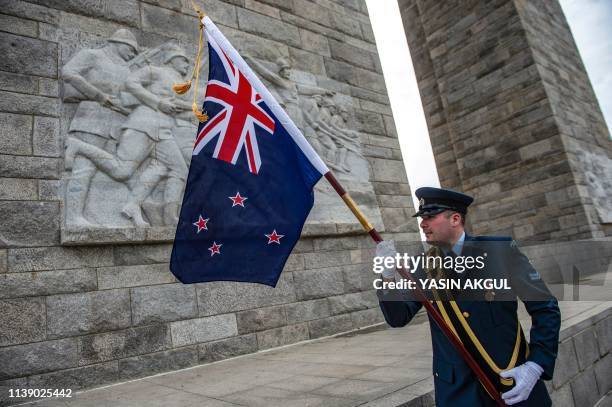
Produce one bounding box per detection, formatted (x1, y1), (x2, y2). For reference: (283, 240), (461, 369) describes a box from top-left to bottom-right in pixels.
(229, 192), (248, 207)
(208, 241), (222, 256)
(193, 215), (209, 233)
(265, 230), (284, 244)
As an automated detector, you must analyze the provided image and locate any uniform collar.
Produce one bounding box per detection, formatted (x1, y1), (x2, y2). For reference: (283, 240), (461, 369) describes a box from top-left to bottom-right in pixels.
(452, 231), (466, 256)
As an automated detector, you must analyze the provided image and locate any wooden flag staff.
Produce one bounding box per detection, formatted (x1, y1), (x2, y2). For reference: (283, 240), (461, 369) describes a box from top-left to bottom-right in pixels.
(324, 172), (507, 407)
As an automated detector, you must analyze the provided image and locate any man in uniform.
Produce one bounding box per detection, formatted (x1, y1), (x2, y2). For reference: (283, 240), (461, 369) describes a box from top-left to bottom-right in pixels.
(376, 187), (560, 406)
(62, 29), (139, 227)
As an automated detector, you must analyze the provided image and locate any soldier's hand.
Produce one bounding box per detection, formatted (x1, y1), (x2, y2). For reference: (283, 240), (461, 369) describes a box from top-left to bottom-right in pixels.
(500, 361), (543, 405)
(376, 240), (397, 280)
(158, 99), (182, 114)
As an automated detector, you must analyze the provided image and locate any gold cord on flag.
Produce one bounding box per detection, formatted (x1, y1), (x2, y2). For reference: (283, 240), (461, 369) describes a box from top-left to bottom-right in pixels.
(171, 0), (208, 123)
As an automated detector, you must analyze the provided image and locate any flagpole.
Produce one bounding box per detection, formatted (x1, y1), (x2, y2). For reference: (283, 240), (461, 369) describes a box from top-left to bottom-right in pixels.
(324, 172), (507, 407)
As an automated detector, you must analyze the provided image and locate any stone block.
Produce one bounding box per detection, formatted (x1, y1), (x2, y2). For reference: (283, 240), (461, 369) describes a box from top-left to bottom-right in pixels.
(97, 264), (176, 289)
(368, 158), (408, 183)
(237, 8), (301, 48)
(573, 328), (600, 371)
(353, 109), (386, 135)
(38, 179), (61, 200)
(324, 58), (386, 93)
(0, 32), (57, 77)
(293, 0), (330, 26)
(553, 339), (580, 389)
(0, 0), (60, 24)
(236, 305), (287, 334)
(244, 0), (280, 19)
(255, 0), (294, 12)
(303, 250), (352, 269)
(171, 314), (238, 347)
(283, 253), (304, 272)
(32, 116), (60, 157)
(131, 284), (197, 326)
(35, 0), (139, 26)
(308, 314), (353, 339)
(0, 338), (77, 380)
(570, 367), (600, 406)
(342, 263), (375, 293)
(0, 71), (38, 94)
(114, 244), (172, 266)
(0, 378), (27, 407)
(0, 178), (38, 200)
(289, 47), (326, 75)
(0, 90), (58, 116)
(595, 315), (611, 356)
(0, 13), (37, 37)
(0, 112), (32, 155)
(141, 3), (207, 39)
(0, 268), (97, 299)
(329, 38), (376, 71)
(8, 246), (113, 273)
(199, 333), (258, 363)
(77, 324), (171, 366)
(372, 181), (411, 196)
(550, 384), (573, 407)
(119, 347), (198, 380)
(285, 298), (331, 324)
(594, 353), (611, 397)
(197, 272), (295, 316)
(294, 267), (345, 300)
(46, 289), (131, 338)
(0, 250), (6, 273)
(257, 323), (309, 350)
(351, 308), (384, 328)
(0, 154), (60, 179)
(38, 78), (58, 97)
(381, 207), (418, 233)
(0, 201), (59, 247)
(299, 28), (330, 56)
(28, 361), (119, 391)
(329, 11), (363, 37)
(328, 291), (378, 315)
(0, 297), (45, 346)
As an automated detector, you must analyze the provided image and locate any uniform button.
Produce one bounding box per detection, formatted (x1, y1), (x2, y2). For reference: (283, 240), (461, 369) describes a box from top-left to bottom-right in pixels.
(435, 373), (439, 377)
(463, 311), (470, 318)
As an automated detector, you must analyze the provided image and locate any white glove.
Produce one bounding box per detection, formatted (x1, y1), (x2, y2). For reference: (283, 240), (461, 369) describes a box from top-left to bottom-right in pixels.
(500, 361), (543, 405)
(376, 240), (397, 279)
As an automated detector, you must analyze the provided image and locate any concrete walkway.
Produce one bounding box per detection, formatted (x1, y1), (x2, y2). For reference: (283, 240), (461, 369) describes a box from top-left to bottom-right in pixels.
(20, 301), (611, 407)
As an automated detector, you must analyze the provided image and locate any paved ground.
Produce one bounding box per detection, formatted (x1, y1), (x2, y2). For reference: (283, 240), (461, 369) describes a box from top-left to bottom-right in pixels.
(18, 301), (611, 407)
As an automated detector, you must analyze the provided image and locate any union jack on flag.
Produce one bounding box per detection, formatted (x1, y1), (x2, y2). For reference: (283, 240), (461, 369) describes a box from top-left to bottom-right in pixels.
(171, 16), (329, 287)
(192, 35), (275, 174)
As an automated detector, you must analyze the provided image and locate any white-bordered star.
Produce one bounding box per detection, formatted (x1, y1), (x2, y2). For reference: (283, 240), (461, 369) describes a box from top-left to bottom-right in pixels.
(193, 215), (209, 233)
(265, 230), (284, 244)
(208, 241), (222, 256)
(229, 192), (248, 207)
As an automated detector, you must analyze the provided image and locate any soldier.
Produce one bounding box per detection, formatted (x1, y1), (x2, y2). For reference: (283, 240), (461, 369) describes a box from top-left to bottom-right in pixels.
(62, 29), (138, 227)
(376, 187), (561, 406)
(65, 44), (192, 227)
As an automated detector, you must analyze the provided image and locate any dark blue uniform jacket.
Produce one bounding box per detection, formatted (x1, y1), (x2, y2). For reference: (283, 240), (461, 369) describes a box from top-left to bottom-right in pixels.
(378, 235), (561, 406)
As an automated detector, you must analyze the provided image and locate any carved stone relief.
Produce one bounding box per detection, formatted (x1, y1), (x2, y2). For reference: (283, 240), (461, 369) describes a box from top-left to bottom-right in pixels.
(60, 32), (383, 244)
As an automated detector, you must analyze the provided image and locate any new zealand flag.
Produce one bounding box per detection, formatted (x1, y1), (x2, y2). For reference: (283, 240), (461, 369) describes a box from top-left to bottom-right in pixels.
(170, 17), (329, 287)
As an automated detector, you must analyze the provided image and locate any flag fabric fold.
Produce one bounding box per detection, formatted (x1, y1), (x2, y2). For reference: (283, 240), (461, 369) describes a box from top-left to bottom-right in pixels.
(170, 16), (329, 287)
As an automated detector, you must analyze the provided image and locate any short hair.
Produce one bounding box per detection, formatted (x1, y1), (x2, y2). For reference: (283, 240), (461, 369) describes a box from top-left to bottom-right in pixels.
(444, 210), (465, 226)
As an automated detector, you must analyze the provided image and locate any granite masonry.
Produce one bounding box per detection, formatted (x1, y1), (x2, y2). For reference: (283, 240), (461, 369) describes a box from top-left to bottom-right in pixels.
(397, 0), (611, 240)
(0, 0), (418, 402)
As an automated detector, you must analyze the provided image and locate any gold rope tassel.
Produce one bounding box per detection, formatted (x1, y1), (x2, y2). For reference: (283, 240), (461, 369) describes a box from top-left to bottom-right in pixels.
(172, 1), (208, 123)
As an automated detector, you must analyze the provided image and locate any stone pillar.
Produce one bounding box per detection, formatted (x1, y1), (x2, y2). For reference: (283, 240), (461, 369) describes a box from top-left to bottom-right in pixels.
(397, 0), (611, 240)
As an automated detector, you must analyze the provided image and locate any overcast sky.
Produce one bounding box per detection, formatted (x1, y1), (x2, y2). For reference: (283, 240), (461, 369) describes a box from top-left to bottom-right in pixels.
(365, 0), (611, 206)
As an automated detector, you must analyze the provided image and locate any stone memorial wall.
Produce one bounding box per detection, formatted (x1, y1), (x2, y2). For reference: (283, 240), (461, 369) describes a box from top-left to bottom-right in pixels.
(0, 0), (418, 399)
